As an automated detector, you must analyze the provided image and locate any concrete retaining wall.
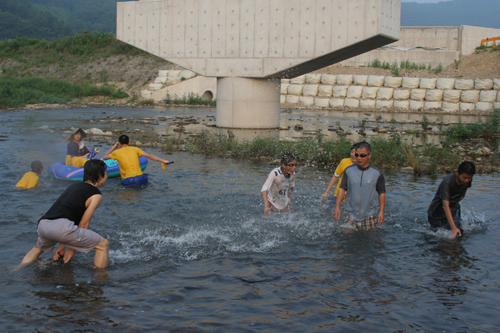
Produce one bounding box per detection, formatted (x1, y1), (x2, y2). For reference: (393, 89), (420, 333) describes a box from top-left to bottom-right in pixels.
(342, 25), (500, 68)
(144, 70), (500, 114)
(141, 70), (204, 99)
(281, 74), (500, 113)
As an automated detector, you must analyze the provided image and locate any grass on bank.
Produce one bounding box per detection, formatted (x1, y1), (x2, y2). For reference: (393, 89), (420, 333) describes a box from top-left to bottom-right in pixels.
(0, 32), (146, 64)
(0, 76), (128, 108)
(178, 130), (462, 176)
(443, 109), (500, 142)
(368, 59), (443, 76)
(175, 110), (500, 176)
(0, 32), (169, 86)
(163, 92), (216, 106)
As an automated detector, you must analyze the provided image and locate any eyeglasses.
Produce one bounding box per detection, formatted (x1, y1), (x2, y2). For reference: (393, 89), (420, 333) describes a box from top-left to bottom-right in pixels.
(287, 163), (297, 167)
(355, 153), (368, 158)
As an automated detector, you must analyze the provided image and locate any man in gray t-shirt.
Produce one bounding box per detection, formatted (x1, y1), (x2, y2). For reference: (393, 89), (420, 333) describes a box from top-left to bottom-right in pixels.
(333, 142), (386, 229)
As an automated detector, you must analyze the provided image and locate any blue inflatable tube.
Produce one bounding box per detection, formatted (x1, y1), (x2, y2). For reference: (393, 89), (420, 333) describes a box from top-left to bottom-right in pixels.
(48, 157), (148, 181)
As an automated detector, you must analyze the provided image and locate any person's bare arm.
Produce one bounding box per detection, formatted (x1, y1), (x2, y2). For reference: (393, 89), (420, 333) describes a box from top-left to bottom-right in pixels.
(443, 200), (461, 238)
(262, 190), (271, 215)
(141, 152), (169, 164)
(378, 193), (386, 225)
(321, 175), (339, 199)
(333, 188), (346, 221)
(103, 142), (119, 160)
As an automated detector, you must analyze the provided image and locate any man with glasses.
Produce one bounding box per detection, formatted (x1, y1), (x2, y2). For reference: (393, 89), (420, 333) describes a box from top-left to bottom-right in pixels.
(261, 153), (297, 215)
(333, 142), (386, 229)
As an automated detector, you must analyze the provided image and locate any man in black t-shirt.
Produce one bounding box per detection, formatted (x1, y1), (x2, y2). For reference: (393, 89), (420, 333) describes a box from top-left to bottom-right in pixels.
(427, 161), (476, 238)
(21, 160), (110, 268)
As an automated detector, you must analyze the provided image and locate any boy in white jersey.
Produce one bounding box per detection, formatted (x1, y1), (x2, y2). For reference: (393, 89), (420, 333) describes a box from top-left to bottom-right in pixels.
(261, 153), (297, 215)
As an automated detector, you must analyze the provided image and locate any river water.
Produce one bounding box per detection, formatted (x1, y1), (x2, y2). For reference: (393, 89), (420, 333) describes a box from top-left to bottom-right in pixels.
(1, 107), (499, 332)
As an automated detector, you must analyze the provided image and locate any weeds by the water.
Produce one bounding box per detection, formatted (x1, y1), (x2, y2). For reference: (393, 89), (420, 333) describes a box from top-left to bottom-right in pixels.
(163, 93), (216, 106)
(178, 122), (500, 175)
(444, 109), (500, 142)
(0, 76), (128, 108)
(138, 99), (155, 106)
(181, 130), (459, 175)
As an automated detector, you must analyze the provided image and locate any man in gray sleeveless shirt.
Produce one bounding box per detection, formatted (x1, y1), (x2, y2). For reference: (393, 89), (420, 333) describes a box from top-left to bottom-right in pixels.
(333, 142), (386, 229)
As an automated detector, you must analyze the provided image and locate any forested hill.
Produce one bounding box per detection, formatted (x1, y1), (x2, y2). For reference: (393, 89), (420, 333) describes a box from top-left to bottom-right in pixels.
(1, 0), (500, 41)
(402, 0), (500, 29)
(27, 0), (124, 35)
(0, 0), (71, 40)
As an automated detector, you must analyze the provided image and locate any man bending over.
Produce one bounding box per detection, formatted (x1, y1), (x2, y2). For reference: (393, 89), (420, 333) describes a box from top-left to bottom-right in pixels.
(427, 161), (475, 238)
(22, 160), (109, 268)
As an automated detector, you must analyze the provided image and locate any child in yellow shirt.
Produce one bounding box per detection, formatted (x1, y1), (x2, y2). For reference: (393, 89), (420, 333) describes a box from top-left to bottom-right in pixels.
(321, 143), (359, 203)
(16, 160), (43, 189)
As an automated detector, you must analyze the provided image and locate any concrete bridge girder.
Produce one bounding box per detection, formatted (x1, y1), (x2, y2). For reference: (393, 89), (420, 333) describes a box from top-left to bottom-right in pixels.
(117, 0), (401, 128)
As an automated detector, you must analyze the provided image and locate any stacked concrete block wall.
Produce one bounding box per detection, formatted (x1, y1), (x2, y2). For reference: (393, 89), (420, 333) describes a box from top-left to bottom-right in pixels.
(281, 75), (500, 113)
(141, 70), (197, 98)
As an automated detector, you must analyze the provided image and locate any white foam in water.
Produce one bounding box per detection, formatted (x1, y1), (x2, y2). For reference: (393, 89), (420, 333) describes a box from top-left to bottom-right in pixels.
(415, 209), (489, 239)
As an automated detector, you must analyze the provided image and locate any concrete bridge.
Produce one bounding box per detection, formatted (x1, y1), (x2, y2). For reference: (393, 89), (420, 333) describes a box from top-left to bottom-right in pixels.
(117, 0), (401, 128)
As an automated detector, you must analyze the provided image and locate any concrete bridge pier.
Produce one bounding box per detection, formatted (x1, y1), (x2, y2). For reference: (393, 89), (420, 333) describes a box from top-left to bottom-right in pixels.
(117, 0), (401, 129)
(216, 77), (280, 129)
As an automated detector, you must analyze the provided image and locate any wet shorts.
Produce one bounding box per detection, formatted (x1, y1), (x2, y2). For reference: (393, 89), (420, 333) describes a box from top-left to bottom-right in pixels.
(37, 218), (101, 254)
(121, 174), (148, 186)
(342, 213), (379, 230)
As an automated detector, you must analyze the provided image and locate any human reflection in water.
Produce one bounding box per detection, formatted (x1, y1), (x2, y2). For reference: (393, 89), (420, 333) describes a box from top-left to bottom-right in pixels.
(427, 239), (473, 306)
(327, 230), (387, 289)
(29, 268), (110, 327)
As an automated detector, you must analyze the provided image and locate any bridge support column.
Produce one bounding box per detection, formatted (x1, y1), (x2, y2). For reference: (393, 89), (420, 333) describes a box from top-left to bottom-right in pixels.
(216, 77), (280, 129)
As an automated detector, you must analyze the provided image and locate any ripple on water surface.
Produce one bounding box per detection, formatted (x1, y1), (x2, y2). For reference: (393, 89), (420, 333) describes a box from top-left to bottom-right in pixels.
(0, 108), (499, 331)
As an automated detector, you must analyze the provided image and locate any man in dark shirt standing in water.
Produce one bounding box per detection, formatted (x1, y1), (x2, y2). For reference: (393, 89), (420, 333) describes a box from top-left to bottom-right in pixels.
(21, 160), (109, 268)
(427, 161), (476, 239)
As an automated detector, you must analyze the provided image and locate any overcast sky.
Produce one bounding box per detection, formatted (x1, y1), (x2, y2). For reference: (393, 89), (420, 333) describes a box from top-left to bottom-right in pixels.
(401, 0), (451, 3)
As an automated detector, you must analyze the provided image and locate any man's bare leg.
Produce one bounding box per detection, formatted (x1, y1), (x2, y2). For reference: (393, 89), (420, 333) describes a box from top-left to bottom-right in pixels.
(21, 246), (43, 265)
(94, 237), (109, 269)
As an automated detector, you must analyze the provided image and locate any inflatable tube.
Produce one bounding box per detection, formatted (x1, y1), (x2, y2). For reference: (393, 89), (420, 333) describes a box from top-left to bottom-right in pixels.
(48, 157), (148, 181)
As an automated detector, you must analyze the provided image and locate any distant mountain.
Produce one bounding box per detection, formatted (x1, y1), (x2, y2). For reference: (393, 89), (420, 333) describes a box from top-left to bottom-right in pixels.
(2, 0), (500, 41)
(402, 0), (500, 29)
(27, 0), (124, 35)
(0, 0), (71, 40)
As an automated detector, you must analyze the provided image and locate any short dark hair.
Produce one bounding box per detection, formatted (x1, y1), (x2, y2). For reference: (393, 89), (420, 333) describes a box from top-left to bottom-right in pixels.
(355, 142), (371, 154)
(83, 160), (106, 184)
(458, 161), (475, 175)
(281, 153), (296, 165)
(31, 160), (43, 173)
(351, 142), (362, 150)
(118, 134), (130, 145)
